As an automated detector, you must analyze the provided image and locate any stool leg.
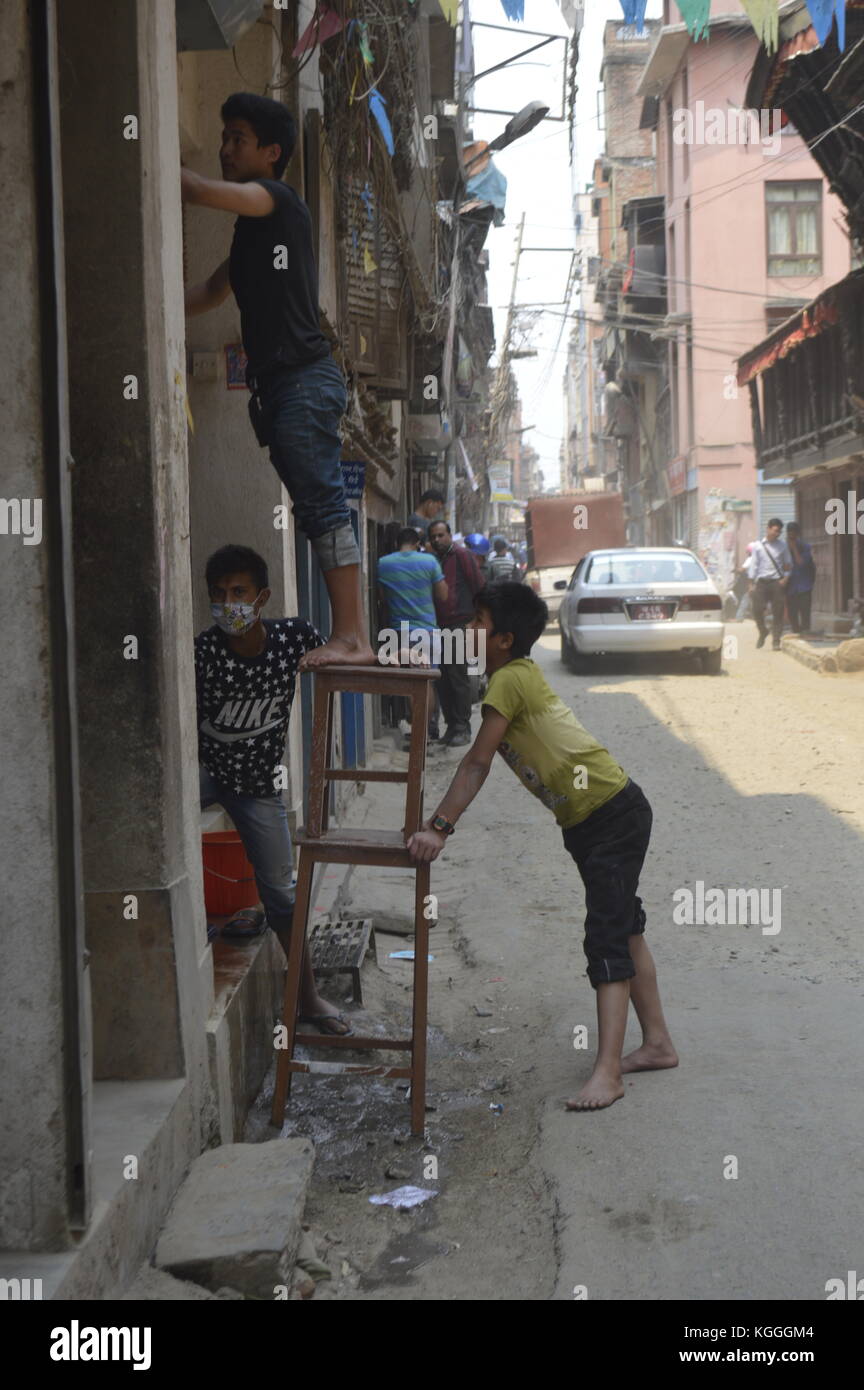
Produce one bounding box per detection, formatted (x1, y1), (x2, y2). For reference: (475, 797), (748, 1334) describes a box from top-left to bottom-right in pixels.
(410, 862), (431, 1135)
(270, 853), (314, 1129)
(403, 685), (427, 839)
(306, 683), (331, 838)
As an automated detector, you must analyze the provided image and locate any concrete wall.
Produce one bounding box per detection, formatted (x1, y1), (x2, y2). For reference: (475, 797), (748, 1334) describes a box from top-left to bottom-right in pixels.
(57, 0), (212, 1102)
(0, 0), (85, 1252)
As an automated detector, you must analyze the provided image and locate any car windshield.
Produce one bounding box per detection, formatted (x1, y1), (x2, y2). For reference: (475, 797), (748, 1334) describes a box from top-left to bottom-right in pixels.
(585, 553), (707, 585)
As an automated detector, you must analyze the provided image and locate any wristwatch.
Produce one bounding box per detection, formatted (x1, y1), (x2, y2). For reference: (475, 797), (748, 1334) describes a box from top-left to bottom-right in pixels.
(431, 814), (456, 837)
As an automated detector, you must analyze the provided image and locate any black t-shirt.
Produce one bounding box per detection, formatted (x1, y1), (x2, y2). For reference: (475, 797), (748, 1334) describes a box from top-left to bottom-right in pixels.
(195, 617), (323, 796)
(407, 511), (444, 540)
(229, 179), (331, 378)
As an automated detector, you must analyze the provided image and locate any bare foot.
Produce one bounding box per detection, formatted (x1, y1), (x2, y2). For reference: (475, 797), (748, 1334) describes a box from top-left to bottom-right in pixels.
(621, 1041), (679, 1074)
(565, 1073), (625, 1111)
(299, 636), (377, 671)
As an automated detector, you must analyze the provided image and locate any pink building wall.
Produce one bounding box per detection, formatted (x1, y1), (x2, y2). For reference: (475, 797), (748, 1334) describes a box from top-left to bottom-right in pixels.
(656, 2), (850, 582)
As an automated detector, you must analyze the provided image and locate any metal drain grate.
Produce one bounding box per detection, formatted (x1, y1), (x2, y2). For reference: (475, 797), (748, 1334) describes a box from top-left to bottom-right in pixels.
(308, 918), (372, 1004)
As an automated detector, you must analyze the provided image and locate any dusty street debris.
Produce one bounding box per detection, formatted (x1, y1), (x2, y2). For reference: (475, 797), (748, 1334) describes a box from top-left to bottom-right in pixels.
(369, 1186), (438, 1210)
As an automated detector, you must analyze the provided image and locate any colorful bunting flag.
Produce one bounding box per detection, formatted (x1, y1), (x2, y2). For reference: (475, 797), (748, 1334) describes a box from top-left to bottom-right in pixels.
(438, 0), (458, 26)
(499, 0), (525, 20)
(358, 20), (374, 66)
(291, 2), (344, 58)
(740, 0), (779, 53)
(619, 1), (648, 30)
(368, 89), (395, 157)
(672, 0), (711, 41)
(363, 247), (378, 276)
(807, 0), (846, 50)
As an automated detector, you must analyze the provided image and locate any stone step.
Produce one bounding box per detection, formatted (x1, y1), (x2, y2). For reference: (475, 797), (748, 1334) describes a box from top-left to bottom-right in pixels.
(121, 1267), (244, 1300)
(154, 1139), (314, 1300)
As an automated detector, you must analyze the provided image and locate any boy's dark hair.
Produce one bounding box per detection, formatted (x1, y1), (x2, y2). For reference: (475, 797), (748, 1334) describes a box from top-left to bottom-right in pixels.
(420, 489), (445, 505)
(396, 526), (421, 547)
(221, 93), (297, 178)
(205, 544), (269, 594)
(476, 582), (548, 657)
(428, 519), (450, 535)
(767, 516), (784, 529)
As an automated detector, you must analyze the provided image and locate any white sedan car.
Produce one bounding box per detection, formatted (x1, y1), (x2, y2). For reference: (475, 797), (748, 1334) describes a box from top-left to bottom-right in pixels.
(557, 548), (725, 675)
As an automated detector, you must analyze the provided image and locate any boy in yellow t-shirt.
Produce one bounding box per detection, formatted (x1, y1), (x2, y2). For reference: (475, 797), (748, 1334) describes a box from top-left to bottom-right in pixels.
(408, 582), (677, 1111)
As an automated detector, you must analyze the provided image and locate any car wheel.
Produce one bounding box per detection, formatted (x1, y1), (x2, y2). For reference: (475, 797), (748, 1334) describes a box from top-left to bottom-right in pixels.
(700, 647), (723, 675)
(561, 628), (589, 673)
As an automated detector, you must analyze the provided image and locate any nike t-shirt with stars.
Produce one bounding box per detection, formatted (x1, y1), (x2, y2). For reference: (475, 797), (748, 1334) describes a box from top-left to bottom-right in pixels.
(195, 618), (323, 796)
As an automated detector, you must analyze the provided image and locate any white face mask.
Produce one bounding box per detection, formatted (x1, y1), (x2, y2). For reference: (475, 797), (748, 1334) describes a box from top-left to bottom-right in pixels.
(211, 597), (261, 636)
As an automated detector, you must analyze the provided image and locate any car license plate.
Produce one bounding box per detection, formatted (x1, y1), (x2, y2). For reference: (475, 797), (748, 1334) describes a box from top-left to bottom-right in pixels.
(628, 603), (674, 621)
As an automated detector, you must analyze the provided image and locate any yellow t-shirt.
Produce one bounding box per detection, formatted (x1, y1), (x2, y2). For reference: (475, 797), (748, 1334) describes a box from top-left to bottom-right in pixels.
(481, 658), (628, 828)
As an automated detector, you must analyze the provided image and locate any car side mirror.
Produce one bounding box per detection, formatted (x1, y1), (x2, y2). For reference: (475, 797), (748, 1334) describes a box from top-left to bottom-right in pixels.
(553, 580), (567, 590)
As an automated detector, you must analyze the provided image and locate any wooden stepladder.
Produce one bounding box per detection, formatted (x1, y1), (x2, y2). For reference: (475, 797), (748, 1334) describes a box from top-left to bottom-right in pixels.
(270, 664), (439, 1136)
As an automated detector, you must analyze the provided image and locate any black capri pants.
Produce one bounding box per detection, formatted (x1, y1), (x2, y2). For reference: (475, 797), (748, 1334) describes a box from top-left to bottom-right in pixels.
(561, 779), (653, 989)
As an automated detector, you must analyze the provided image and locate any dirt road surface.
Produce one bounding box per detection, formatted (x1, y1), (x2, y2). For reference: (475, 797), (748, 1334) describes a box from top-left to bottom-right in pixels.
(249, 624), (864, 1301)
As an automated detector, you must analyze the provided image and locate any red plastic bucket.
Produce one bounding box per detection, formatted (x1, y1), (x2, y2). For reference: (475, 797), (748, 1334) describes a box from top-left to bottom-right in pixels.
(201, 831), (259, 916)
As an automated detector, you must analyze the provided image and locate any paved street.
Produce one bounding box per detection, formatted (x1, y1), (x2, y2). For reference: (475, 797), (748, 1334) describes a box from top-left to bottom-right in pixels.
(263, 628), (864, 1301)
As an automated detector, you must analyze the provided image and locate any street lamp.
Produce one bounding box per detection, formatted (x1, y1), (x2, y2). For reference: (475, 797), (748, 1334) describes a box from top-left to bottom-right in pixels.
(462, 101), (550, 176)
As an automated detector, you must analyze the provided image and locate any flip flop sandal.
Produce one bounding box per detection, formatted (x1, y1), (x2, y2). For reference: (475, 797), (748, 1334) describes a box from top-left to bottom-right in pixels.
(221, 907), (267, 940)
(298, 1012), (355, 1037)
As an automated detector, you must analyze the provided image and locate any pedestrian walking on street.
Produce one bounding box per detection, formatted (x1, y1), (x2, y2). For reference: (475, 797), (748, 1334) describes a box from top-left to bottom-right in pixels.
(377, 528), (447, 740)
(785, 522), (816, 635)
(486, 536), (521, 583)
(407, 582), (678, 1111)
(196, 545), (352, 1036)
(182, 93), (374, 672)
(748, 518), (791, 649)
(463, 531), (491, 583)
(429, 521), (484, 747)
(734, 542), (756, 621)
(407, 489), (446, 543)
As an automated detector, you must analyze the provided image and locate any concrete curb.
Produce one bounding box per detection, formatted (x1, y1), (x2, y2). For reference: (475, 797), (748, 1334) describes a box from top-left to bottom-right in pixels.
(780, 636), (831, 671)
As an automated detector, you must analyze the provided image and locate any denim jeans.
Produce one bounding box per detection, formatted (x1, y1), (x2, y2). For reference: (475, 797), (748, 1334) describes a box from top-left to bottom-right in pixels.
(787, 589), (811, 633)
(254, 355), (360, 570)
(200, 764), (294, 928)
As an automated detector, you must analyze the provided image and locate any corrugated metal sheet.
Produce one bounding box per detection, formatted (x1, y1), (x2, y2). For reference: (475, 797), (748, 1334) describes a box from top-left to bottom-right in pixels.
(759, 481), (796, 533)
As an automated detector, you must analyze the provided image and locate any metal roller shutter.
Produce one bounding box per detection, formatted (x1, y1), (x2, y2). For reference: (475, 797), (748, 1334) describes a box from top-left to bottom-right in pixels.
(758, 477), (796, 534)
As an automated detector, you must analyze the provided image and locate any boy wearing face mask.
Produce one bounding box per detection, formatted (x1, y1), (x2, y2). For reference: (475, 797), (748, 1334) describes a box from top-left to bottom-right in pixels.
(195, 543), (352, 1035)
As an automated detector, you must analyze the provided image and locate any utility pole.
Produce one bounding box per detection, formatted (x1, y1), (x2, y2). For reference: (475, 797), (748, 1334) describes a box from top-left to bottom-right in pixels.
(501, 211), (526, 388)
(486, 212), (525, 531)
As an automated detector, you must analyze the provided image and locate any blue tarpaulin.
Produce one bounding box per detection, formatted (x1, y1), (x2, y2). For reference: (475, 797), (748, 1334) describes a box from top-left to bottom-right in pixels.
(465, 159), (508, 227)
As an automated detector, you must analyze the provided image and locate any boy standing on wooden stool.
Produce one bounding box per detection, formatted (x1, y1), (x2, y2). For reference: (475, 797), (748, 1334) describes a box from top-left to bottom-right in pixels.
(407, 582), (677, 1110)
